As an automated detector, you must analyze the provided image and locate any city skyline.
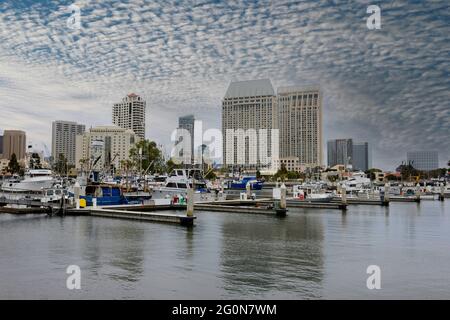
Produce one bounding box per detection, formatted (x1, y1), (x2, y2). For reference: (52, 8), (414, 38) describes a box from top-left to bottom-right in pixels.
(0, 1), (448, 170)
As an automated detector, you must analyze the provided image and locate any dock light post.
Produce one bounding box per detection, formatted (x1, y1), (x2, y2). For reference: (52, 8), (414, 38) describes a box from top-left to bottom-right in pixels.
(186, 187), (194, 217)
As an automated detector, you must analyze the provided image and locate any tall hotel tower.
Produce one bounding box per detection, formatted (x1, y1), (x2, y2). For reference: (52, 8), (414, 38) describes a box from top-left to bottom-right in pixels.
(222, 79), (278, 171)
(278, 87), (323, 171)
(52, 120), (85, 166)
(112, 93), (146, 139)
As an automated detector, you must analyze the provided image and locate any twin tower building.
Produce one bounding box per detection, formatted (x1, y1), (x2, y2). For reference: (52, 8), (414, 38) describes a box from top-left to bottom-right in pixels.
(222, 79), (322, 173)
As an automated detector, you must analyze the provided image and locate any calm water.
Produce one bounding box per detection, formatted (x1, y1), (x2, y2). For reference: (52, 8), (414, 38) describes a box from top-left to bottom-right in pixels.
(1, 200), (449, 299)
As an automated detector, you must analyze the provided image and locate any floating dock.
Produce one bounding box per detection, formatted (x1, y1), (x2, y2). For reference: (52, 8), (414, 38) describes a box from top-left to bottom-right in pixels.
(331, 197), (388, 206)
(194, 200), (287, 216)
(67, 206), (195, 226)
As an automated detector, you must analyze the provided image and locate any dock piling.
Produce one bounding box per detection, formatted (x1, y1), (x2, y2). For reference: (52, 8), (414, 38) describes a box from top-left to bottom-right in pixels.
(276, 184), (287, 217)
(74, 182), (80, 210)
(341, 186), (347, 205)
(383, 183), (390, 206)
(415, 184), (421, 202)
(439, 184), (445, 201)
(246, 182), (252, 199)
(186, 187), (194, 217)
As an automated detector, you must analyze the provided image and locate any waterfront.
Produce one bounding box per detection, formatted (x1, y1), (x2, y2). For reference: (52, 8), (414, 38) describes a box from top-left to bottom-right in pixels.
(1, 200), (449, 299)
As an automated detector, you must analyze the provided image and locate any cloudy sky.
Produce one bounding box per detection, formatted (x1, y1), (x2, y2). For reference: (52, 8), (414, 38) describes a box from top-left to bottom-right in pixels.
(0, 0), (448, 170)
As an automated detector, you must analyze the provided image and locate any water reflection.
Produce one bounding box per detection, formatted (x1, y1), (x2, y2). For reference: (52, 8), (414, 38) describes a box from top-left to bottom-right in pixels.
(219, 213), (324, 298)
(102, 223), (145, 283)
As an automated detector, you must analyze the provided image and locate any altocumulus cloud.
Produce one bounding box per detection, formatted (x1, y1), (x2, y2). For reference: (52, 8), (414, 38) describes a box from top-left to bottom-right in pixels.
(0, 0), (448, 169)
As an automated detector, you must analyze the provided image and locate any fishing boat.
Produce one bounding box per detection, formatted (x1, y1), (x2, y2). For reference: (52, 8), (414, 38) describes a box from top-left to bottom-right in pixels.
(70, 184), (129, 206)
(152, 169), (226, 202)
(227, 176), (264, 190)
(1, 169), (57, 192)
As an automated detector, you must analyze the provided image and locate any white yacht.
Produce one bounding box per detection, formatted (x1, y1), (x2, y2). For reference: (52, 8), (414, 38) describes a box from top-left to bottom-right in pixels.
(340, 171), (372, 192)
(292, 185), (334, 202)
(152, 169), (226, 202)
(1, 169), (57, 192)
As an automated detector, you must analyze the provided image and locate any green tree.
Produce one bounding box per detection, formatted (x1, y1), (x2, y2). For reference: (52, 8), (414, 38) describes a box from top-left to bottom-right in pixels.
(205, 170), (217, 180)
(287, 171), (300, 180)
(165, 158), (182, 174)
(365, 168), (382, 181)
(29, 153), (42, 169)
(129, 140), (162, 174)
(54, 153), (68, 175)
(8, 153), (21, 175)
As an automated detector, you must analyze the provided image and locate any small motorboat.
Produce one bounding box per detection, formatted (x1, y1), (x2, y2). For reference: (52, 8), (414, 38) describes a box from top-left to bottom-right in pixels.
(227, 176), (264, 190)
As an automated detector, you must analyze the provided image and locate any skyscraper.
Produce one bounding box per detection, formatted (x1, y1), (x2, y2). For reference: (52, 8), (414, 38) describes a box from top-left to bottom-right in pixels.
(113, 93), (146, 139)
(178, 115), (195, 164)
(278, 87), (322, 171)
(222, 79), (278, 171)
(2, 130), (26, 160)
(407, 151), (439, 171)
(52, 120), (85, 166)
(352, 142), (371, 171)
(0, 134), (3, 158)
(327, 139), (353, 168)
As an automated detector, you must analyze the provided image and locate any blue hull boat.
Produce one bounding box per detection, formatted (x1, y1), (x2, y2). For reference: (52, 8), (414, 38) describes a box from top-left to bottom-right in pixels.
(72, 184), (129, 206)
(228, 176), (264, 190)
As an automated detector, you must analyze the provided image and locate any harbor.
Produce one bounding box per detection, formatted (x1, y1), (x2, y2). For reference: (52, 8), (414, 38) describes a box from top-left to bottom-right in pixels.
(1, 198), (449, 299)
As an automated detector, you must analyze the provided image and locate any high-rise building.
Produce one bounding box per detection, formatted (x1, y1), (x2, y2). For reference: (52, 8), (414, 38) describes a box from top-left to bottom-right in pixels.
(0, 134), (3, 158)
(75, 125), (139, 171)
(113, 93), (146, 139)
(222, 79), (278, 171)
(352, 142), (371, 171)
(52, 121), (85, 166)
(2, 130), (26, 160)
(327, 139), (353, 168)
(407, 151), (439, 171)
(178, 115), (195, 164)
(278, 87), (322, 171)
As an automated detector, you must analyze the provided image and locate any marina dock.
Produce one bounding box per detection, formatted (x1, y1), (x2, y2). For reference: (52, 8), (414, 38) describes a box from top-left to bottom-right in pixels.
(68, 206), (195, 226)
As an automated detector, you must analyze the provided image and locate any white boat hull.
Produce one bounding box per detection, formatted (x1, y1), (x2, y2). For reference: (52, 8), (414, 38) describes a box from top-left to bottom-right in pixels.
(1, 179), (56, 192)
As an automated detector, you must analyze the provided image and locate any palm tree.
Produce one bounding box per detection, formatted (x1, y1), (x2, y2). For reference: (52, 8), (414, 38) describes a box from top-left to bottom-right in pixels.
(120, 159), (133, 191)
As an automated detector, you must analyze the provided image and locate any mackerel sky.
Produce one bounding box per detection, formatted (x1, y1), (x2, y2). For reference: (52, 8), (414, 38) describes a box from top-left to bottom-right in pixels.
(0, 0), (448, 170)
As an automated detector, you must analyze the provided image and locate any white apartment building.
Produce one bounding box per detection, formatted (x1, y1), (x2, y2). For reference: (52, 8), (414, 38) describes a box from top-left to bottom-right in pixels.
(112, 93), (146, 139)
(278, 87), (322, 171)
(75, 125), (139, 171)
(222, 79), (278, 172)
(52, 120), (85, 166)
